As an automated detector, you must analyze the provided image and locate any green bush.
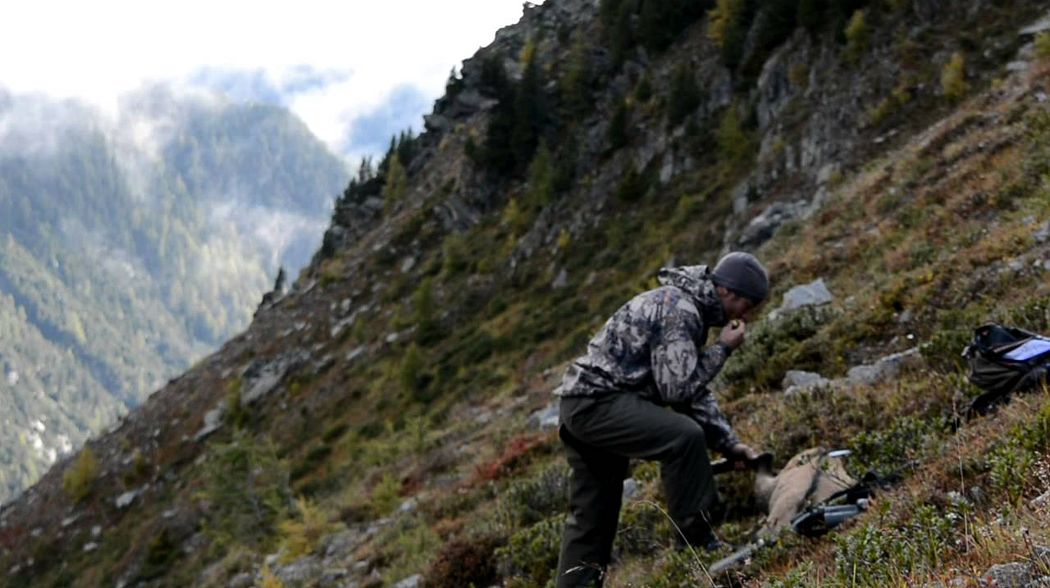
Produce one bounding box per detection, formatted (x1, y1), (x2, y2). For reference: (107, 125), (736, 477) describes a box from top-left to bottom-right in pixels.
(497, 464), (571, 531)
(201, 430), (291, 549)
(442, 233), (470, 277)
(833, 504), (960, 586)
(62, 447), (100, 504)
(277, 497), (342, 562)
(941, 52), (969, 102)
(720, 306), (834, 393)
(496, 515), (565, 587)
(608, 100), (631, 151)
(847, 416), (939, 476)
(667, 65), (700, 127)
(716, 104), (757, 169)
(1036, 32), (1050, 60)
(371, 472), (402, 517)
(844, 10), (869, 64)
(615, 501), (673, 556)
(382, 154), (408, 211)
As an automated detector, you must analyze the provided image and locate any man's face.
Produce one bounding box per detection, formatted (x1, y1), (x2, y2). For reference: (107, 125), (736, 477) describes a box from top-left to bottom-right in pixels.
(718, 287), (760, 321)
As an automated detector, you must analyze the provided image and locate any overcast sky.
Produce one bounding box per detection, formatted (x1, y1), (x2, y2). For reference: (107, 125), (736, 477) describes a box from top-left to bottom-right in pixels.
(0, 0), (543, 164)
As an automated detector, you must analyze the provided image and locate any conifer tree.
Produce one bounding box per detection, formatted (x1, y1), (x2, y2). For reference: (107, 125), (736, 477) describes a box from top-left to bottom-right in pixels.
(382, 154), (408, 211)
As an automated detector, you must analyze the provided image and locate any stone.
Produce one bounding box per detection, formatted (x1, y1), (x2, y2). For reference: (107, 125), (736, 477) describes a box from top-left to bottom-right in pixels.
(780, 279), (834, 312)
(1032, 490), (1050, 509)
(622, 478), (640, 501)
(393, 574), (422, 588)
(194, 404), (225, 441)
(82, 542), (98, 552)
(846, 348), (923, 387)
(115, 487), (143, 509)
(552, 268), (569, 290)
(1034, 221), (1050, 244)
(782, 370), (829, 394)
(400, 256), (417, 273)
(1020, 15), (1050, 37)
(732, 181), (752, 215)
(346, 346), (367, 364)
(399, 498), (418, 514)
(228, 572), (254, 588)
(737, 201), (808, 248)
(240, 353), (306, 406)
(275, 557), (324, 584)
(982, 562), (1035, 588)
(527, 402), (560, 431)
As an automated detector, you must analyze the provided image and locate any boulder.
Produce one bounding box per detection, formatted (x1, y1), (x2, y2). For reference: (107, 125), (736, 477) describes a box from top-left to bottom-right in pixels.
(780, 279), (834, 312)
(982, 561), (1037, 588)
(846, 348), (922, 387)
(782, 370), (830, 395)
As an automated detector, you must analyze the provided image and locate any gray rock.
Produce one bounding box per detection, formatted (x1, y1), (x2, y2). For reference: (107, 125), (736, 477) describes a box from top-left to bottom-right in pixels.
(552, 268), (569, 290)
(240, 352), (308, 406)
(846, 348), (922, 387)
(1034, 221), (1050, 244)
(622, 478), (640, 501)
(394, 574), (422, 588)
(115, 486), (146, 509)
(275, 556), (324, 584)
(780, 279), (834, 312)
(1020, 15), (1050, 37)
(228, 572), (254, 588)
(737, 201), (808, 248)
(732, 181), (753, 215)
(399, 498), (418, 514)
(1032, 490), (1050, 509)
(982, 562), (1035, 588)
(194, 404), (225, 441)
(400, 256), (417, 273)
(782, 370), (829, 394)
(527, 403), (560, 431)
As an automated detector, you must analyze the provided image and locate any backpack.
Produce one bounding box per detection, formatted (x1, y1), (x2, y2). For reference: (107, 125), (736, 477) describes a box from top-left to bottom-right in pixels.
(963, 323), (1050, 417)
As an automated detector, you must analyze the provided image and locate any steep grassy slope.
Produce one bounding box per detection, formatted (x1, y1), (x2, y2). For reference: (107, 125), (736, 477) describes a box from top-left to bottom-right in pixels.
(0, 1), (1047, 587)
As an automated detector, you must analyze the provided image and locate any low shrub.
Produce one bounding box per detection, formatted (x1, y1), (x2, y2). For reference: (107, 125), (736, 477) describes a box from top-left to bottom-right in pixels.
(426, 534), (505, 588)
(63, 447), (100, 504)
(278, 497), (342, 563)
(497, 464), (570, 531)
(496, 515), (565, 587)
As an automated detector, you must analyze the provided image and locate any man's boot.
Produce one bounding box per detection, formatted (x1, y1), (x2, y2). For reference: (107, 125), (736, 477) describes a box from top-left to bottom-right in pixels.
(677, 514), (725, 552)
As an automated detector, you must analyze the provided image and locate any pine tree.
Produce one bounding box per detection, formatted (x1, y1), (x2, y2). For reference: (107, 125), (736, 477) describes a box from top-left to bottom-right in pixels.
(382, 154), (408, 211)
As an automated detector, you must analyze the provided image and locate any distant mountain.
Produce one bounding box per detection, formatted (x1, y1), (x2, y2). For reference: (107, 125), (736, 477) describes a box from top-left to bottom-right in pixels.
(0, 84), (348, 502)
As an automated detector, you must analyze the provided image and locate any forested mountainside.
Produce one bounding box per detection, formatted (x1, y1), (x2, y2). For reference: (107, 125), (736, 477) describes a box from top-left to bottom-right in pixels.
(3, 1), (1050, 587)
(0, 85), (348, 503)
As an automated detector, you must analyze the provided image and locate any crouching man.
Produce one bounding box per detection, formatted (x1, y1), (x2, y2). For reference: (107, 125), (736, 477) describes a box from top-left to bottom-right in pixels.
(554, 252), (769, 588)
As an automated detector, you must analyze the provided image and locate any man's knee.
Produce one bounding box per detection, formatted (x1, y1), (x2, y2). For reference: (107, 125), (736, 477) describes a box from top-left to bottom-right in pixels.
(673, 424), (707, 455)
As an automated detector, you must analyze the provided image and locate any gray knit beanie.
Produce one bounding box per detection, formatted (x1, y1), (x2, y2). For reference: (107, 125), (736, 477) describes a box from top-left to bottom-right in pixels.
(711, 252), (769, 303)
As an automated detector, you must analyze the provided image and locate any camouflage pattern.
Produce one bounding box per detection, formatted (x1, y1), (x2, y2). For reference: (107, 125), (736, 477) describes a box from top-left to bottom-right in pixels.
(557, 265), (740, 451)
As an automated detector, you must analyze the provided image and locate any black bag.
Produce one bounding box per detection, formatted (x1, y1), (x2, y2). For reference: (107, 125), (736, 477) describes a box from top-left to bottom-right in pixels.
(963, 323), (1050, 416)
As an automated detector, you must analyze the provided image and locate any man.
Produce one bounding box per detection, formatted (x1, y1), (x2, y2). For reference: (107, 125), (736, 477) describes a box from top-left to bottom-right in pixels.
(554, 251), (769, 588)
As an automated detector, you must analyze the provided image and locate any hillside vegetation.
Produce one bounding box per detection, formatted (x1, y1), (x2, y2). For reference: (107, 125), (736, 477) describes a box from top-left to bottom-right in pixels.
(1, 1), (1048, 587)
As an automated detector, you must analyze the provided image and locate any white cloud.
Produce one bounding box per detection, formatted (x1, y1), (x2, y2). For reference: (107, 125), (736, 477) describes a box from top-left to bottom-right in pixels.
(0, 1), (542, 159)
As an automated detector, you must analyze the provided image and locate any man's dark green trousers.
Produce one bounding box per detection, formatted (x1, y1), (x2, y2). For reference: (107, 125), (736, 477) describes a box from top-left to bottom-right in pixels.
(555, 392), (719, 588)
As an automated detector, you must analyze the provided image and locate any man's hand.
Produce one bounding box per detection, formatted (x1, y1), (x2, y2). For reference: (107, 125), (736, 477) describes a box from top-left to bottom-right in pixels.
(725, 443), (761, 470)
(719, 320), (747, 350)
